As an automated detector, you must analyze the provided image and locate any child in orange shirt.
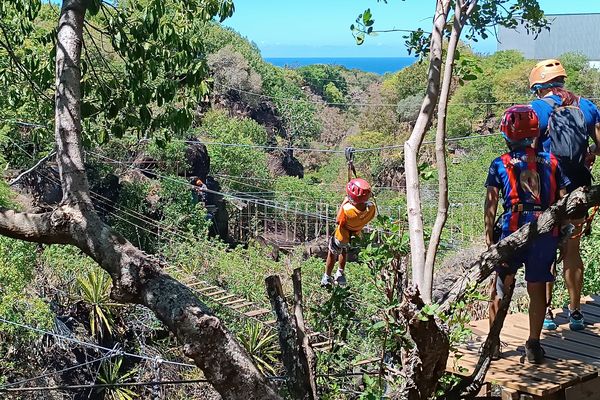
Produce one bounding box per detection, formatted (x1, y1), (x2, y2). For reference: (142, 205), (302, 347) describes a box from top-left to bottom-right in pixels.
(321, 178), (377, 287)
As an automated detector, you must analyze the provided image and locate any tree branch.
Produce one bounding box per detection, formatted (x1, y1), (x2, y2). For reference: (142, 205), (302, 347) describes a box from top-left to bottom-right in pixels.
(404, 0), (452, 292)
(9, 151), (57, 187)
(0, 207), (74, 245)
(439, 185), (600, 312)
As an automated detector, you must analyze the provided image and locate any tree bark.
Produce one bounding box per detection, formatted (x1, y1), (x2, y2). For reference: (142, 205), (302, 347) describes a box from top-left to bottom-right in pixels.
(422, 0), (477, 302)
(291, 268), (318, 400)
(439, 185), (600, 312)
(55, 0), (92, 205)
(0, 2), (283, 398)
(398, 288), (450, 400)
(266, 275), (316, 400)
(404, 0), (451, 292)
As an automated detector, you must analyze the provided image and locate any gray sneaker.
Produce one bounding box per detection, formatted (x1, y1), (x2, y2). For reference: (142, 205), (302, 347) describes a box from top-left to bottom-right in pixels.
(321, 274), (333, 288)
(334, 270), (347, 287)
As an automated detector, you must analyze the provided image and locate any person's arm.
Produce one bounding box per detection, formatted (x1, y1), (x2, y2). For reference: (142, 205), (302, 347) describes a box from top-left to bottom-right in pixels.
(591, 123), (600, 155)
(484, 186), (499, 248)
(559, 187), (567, 199)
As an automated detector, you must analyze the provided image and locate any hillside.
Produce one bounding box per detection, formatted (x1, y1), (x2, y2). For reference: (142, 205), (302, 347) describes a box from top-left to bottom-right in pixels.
(3, 2), (600, 399)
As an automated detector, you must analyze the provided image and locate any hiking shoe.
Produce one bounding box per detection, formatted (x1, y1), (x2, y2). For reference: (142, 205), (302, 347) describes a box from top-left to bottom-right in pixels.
(491, 341), (501, 361)
(333, 269), (347, 287)
(543, 309), (558, 331)
(525, 339), (545, 364)
(569, 309), (585, 331)
(320, 274), (333, 288)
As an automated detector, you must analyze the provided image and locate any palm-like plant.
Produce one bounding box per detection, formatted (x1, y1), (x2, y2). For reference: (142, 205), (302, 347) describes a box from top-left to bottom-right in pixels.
(97, 357), (138, 400)
(237, 322), (279, 375)
(77, 270), (115, 338)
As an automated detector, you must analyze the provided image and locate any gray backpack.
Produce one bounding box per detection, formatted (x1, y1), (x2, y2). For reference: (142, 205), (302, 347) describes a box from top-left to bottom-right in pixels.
(543, 97), (588, 165)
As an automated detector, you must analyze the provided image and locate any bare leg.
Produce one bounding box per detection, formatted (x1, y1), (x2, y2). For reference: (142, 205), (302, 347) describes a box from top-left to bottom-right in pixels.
(337, 251), (347, 272)
(325, 251), (336, 276)
(528, 282), (547, 340)
(563, 226), (584, 311)
(489, 273), (515, 328)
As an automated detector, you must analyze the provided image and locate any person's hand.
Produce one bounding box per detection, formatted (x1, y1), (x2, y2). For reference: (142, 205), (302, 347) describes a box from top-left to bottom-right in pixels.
(585, 150), (596, 169)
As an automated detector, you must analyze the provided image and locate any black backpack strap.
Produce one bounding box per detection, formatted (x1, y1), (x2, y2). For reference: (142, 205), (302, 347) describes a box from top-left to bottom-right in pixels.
(541, 97), (558, 108)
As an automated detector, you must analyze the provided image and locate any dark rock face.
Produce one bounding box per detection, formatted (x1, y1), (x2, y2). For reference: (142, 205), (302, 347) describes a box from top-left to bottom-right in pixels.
(184, 137), (210, 181)
(267, 150), (304, 178)
(11, 165), (62, 207)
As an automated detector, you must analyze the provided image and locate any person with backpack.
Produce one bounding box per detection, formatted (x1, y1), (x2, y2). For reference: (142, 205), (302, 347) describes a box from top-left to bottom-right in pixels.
(321, 178), (376, 288)
(529, 59), (600, 331)
(486, 105), (569, 363)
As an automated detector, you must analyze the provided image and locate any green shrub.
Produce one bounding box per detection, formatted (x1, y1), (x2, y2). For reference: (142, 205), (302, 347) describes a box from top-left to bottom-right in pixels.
(201, 110), (271, 191)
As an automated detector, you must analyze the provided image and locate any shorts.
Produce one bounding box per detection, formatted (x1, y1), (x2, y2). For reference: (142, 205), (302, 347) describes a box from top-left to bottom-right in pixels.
(495, 232), (557, 283)
(562, 163), (592, 194)
(328, 236), (349, 256)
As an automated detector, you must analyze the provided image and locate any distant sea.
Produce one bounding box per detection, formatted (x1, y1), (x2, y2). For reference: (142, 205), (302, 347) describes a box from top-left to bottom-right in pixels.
(265, 57), (416, 75)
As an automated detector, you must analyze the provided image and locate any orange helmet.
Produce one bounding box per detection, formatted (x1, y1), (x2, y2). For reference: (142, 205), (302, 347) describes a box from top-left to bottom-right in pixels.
(529, 59), (567, 89)
(500, 105), (539, 143)
(346, 178), (371, 203)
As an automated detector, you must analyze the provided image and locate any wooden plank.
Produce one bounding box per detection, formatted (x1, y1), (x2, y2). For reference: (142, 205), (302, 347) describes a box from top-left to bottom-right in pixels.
(205, 290), (227, 297)
(244, 309), (271, 318)
(231, 302), (254, 310)
(451, 353), (575, 396)
(224, 298), (246, 306)
(352, 358), (380, 367)
(187, 281), (208, 288)
(214, 294), (236, 302)
(265, 319), (277, 325)
(565, 376), (600, 400)
(198, 285), (219, 292)
(501, 388), (519, 400)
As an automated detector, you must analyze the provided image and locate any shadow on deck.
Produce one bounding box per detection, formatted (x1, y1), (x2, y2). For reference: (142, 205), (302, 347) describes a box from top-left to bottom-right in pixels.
(448, 296), (600, 399)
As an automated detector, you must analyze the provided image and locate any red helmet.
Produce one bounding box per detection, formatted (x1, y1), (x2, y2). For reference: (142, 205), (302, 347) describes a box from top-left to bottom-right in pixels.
(500, 105), (540, 143)
(346, 178), (372, 203)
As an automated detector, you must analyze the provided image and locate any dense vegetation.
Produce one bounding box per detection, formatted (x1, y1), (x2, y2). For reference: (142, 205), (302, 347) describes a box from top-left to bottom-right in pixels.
(3, 2), (600, 398)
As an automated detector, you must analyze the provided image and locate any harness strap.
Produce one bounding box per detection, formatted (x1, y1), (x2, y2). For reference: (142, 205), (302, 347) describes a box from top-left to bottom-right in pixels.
(345, 147), (357, 182)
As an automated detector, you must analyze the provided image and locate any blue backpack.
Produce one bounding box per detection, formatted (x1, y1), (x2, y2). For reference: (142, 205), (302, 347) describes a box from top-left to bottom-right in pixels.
(543, 97), (588, 166)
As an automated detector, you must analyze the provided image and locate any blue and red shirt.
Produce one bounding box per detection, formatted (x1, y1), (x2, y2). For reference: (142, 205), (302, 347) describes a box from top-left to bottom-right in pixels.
(485, 147), (570, 237)
(530, 94), (600, 153)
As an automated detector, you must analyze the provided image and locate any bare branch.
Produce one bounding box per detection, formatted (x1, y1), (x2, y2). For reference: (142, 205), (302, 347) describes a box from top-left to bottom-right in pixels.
(9, 151), (57, 186)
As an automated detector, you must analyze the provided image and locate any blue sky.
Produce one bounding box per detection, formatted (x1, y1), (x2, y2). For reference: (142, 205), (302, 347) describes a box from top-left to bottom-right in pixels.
(223, 0), (600, 58)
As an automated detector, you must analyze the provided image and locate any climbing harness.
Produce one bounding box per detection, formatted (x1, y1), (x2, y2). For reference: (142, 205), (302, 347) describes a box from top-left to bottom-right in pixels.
(345, 147), (357, 182)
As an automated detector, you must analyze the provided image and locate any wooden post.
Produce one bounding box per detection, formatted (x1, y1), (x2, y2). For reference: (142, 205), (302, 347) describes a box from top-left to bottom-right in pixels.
(264, 202), (268, 234)
(314, 202), (319, 238)
(293, 203), (298, 243)
(275, 205), (278, 237)
(304, 203), (309, 241)
(285, 204), (289, 242)
(291, 267), (318, 399)
(325, 203), (330, 240)
(254, 200), (259, 237)
(265, 275), (317, 400)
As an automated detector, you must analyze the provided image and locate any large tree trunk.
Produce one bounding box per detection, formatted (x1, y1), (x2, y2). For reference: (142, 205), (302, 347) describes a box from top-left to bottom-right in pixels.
(422, 0), (478, 302)
(0, 2), (282, 398)
(404, 0), (451, 293)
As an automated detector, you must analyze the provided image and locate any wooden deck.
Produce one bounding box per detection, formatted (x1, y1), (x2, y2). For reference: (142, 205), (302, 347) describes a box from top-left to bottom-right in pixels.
(448, 296), (600, 399)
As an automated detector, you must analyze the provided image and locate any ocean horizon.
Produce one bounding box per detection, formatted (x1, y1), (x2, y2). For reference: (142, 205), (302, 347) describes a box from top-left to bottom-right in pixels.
(265, 57), (416, 75)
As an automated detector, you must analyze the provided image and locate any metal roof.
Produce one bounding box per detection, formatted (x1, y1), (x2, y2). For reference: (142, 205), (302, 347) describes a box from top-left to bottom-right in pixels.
(498, 13), (600, 60)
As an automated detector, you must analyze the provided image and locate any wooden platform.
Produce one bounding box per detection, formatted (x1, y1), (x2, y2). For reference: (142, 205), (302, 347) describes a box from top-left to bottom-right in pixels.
(448, 296), (600, 399)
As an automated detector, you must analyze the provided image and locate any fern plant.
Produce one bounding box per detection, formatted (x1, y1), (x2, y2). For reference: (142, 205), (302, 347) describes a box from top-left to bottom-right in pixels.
(237, 322), (279, 375)
(97, 357), (138, 400)
(77, 270), (116, 339)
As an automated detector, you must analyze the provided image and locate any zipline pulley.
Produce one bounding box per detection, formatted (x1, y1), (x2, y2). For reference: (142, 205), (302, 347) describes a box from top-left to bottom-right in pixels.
(345, 147), (357, 182)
